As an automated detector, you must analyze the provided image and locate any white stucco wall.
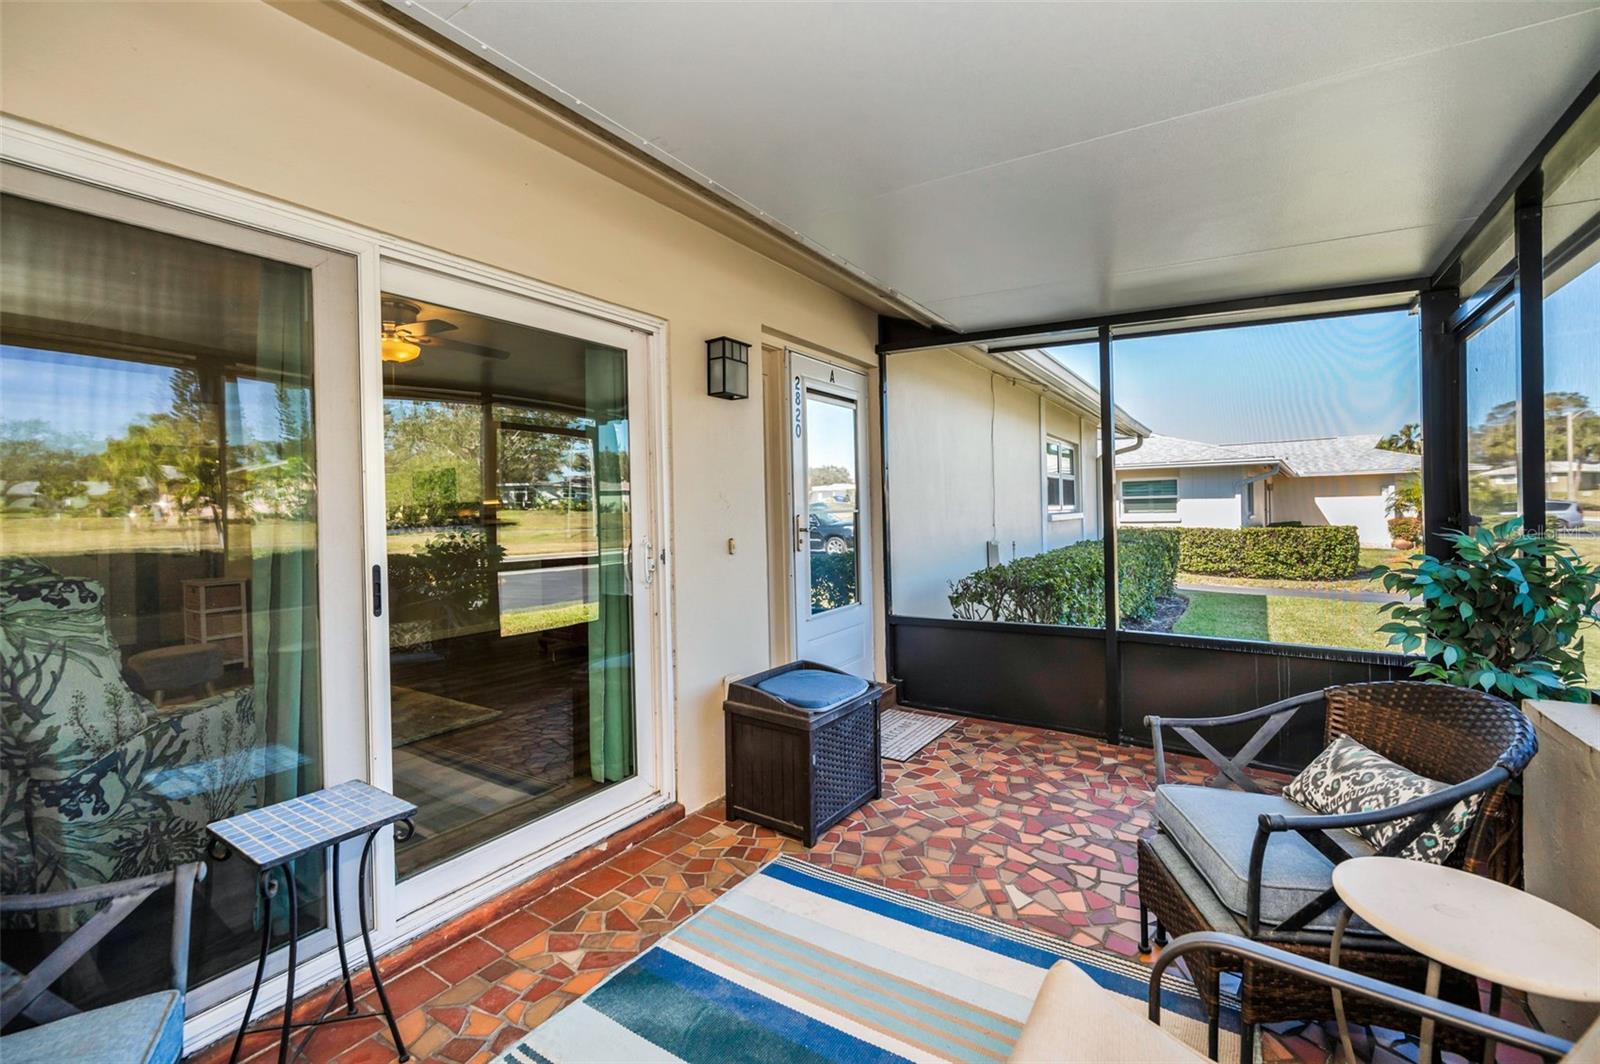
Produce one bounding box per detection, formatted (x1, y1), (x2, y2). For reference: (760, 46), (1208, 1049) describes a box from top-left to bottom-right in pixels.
(1269, 473), (1397, 547)
(888, 349), (1101, 618)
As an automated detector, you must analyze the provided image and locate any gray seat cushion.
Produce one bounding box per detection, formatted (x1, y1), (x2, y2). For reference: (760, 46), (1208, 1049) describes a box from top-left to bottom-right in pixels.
(0, 990), (182, 1064)
(1155, 783), (1375, 933)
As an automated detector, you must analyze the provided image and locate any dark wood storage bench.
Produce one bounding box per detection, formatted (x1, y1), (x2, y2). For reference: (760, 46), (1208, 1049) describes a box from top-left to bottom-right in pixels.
(723, 661), (883, 846)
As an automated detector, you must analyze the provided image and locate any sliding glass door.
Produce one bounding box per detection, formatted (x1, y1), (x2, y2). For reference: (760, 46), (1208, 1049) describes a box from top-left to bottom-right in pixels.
(0, 164), (365, 1011)
(375, 261), (655, 905)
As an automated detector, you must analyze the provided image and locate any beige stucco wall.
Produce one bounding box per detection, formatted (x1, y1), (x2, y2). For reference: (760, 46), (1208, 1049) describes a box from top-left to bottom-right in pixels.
(0, 0), (881, 813)
(1043, 401), (1100, 551)
(887, 349), (1101, 618)
(1269, 472), (1397, 547)
(1520, 699), (1600, 1040)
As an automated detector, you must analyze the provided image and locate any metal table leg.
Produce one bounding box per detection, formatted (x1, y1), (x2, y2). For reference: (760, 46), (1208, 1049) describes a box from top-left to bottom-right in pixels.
(360, 824), (412, 1062)
(331, 840), (356, 1016)
(279, 864), (299, 1064)
(1330, 907), (1357, 1064)
(1482, 982), (1501, 1064)
(229, 870), (277, 1064)
(1418, 959), (1442, 1064)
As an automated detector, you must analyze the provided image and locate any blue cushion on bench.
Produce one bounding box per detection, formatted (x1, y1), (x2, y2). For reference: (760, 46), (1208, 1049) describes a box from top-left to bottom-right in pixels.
(756, 669), (869, 710)
(1156, 784), (1375, 933)
(0, 990), (183, 1064)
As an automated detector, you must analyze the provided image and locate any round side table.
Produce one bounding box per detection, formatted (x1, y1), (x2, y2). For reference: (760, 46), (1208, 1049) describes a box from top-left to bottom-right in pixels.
(1329, 857), (1600, 1064)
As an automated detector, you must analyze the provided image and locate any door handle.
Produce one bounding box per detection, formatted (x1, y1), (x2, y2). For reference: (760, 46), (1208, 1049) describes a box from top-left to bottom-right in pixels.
(371, 564), (383, 617)
(795, 514), (806, 553)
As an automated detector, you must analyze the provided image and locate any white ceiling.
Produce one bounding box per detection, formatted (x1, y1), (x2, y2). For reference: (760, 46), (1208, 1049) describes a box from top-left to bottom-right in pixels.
(394, 1), (1600, 332)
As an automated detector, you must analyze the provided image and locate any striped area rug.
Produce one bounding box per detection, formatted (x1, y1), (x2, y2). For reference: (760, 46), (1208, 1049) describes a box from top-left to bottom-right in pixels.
(495, 856), (1242, 1063)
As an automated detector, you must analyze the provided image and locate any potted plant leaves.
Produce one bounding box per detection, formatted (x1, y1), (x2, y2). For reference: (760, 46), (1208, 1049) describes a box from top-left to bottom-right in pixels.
(1375, 518), (1600, 702)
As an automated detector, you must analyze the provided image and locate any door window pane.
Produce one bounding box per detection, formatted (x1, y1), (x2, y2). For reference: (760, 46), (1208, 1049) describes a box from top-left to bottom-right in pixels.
(380, 294), (633, 878)
(0, 194), (325, 1006)
(805, 391), (859, 614)
(1465, 305), (1520, 525)
(1543, 228), (1599, 687)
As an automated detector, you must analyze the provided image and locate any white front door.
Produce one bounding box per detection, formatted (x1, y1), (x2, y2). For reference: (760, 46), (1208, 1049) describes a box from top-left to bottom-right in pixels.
(789, 352), (874, 678)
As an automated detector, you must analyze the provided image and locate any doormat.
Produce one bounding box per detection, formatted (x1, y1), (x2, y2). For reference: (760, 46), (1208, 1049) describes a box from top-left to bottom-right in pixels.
(880, 708), (960, 761)
(493, 854), (1244, 1063)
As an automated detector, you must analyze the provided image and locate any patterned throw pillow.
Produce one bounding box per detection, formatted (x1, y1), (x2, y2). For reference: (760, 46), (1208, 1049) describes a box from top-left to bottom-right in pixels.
(1283, 735), (1483, 864)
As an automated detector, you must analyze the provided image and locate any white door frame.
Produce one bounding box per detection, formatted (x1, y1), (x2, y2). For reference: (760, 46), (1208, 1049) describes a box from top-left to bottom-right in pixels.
(787, 350), (875, 677)
(369, 258), (669, 921)
(0, 117), (677, 1053)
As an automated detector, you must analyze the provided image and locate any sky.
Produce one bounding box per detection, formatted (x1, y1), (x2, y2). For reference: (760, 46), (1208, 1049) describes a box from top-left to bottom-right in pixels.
(3, 262), (1595, 459)
(1046, 259), (1598, 446)
(0, 345), (290, 449)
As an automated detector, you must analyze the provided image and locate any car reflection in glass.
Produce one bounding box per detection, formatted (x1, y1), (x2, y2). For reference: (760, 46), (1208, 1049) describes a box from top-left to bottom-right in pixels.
(808, 505), (856, 554)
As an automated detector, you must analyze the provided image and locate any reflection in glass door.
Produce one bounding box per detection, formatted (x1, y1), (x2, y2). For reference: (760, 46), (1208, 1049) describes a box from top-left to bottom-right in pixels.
(0, 177), (358, 1011)
(378, 288), (636, 879)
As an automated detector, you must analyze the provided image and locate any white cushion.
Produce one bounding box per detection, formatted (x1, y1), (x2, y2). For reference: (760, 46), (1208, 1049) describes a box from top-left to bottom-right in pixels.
(1008, 960), (1207, 1064)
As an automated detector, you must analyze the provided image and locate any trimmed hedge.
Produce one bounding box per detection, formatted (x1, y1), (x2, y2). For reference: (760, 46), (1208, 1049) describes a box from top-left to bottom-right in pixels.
(1178, 525), (1359, 580)
(948, 528), (1179, 626)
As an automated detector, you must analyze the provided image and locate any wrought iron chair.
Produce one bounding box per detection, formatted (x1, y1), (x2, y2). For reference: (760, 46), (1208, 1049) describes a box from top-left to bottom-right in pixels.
(1136, 681), (1537, 1060)
(0, 863), (204, 1064)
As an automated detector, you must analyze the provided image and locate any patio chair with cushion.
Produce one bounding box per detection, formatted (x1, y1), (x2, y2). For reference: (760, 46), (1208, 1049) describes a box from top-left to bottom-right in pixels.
(1008, 931), (1581, 1063)
(1136, 681), (1537, 1060)
(0, 862), (204, 1064)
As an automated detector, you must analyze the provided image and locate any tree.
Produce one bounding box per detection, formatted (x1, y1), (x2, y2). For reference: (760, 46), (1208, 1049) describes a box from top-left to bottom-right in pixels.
(33, 471), (86, 512)
(808, 464), (853, 488)
(1387, 474), (1422, 519)
(1469, 392), (1600, 469)
(1379, 423), (1422, 455)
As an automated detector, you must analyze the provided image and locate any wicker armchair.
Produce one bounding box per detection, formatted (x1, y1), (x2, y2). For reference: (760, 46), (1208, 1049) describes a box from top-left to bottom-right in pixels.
(1137, 681), (1537, 1060)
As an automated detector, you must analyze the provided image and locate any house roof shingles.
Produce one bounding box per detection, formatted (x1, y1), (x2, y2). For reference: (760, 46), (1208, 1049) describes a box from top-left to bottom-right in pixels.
(1118, 433), (1419, 477)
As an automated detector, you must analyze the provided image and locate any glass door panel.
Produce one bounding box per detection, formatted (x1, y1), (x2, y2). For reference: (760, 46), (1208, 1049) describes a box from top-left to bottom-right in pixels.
(1465, 303), (1521, 525)
(379, 292), (636, 879)
(0, 189), (343, 1009)
(805, 392), (860, 614)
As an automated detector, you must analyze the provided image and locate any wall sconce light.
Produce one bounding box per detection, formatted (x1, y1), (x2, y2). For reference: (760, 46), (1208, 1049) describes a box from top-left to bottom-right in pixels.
(707, 336), (750, 400)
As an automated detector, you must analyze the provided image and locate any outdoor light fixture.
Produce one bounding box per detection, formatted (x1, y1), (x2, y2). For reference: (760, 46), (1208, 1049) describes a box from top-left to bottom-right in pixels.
(706, 336), (750, 400)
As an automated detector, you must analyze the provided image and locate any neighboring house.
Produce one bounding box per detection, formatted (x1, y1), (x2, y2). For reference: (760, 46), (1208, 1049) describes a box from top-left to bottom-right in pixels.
(1116, 433), (1420, 548)
(888, 347), (1149, 617)
(1483, 460), (1600, 493)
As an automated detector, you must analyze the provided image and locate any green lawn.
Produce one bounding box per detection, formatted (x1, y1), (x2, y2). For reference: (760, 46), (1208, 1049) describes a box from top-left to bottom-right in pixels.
(500, 600), (598, 637)
(1173, 589), (1600, 687)
(1173, 590), (1391, 651)
(387, 509), (598, 559)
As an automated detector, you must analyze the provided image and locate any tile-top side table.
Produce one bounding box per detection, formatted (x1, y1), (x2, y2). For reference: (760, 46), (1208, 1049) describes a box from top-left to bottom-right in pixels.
(1329, 856), (1600, 1064)
(206, 780), (418, 1064)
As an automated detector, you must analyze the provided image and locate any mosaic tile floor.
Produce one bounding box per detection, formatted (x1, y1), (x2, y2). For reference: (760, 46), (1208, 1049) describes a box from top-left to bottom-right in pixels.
(194, 714), (1531, 1064)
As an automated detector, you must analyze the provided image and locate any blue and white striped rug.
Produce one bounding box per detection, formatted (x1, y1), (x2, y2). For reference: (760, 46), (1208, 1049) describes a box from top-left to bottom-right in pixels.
(495, 856), (1242, 1063)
